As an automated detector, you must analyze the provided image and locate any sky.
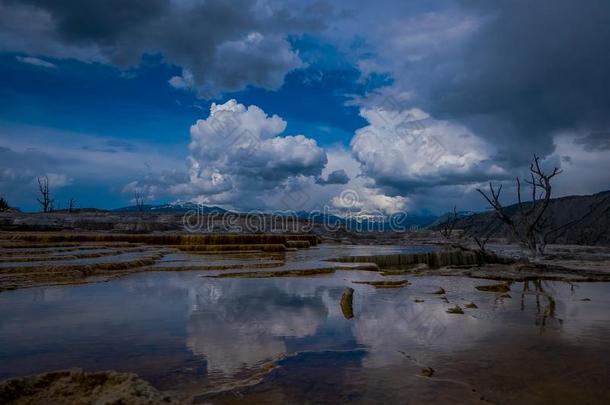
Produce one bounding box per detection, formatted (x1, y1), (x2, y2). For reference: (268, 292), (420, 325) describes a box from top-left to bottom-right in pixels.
(1, 0), (609, 214)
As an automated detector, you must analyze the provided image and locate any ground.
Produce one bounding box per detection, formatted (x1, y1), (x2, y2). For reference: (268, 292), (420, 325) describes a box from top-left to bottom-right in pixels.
(0, 212), (609, 403)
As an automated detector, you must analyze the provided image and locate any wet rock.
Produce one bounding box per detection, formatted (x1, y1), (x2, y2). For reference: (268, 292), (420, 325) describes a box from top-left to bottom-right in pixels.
(285, 240), (311, 249)
(440, 295), (450, 303)
(353, 280), (410, 288)
(446, 305), (464, 314)
(334, 263), (380, 272)
(0, 368), (174, 404)
(420, 367), (435, 377)
(581, 298), (591, 301)
(210, 268), (335, 278)
(414, 299), (425, 303)
(328, 249), (483, 269)
(465, 302), (478, 309)
(340, 287), (355, 319)
(475, 283), (511, 293)
(261, 362), (278, 372)
(499, 293), (512, 299)
(433, 287), (446, 295)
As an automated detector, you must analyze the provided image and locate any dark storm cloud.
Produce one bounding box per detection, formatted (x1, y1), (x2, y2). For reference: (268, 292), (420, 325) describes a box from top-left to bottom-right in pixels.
(12, 0), (170, 44)
(574, 132), (610, 152)
(420, 0), (610, 165)
(315, 169), (350, 185)
(0, 0), (329, 94)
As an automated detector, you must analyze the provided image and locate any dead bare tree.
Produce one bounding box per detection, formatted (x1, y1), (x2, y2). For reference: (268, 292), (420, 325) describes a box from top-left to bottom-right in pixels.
(36, 176), (54, 213)
(542, 195), (610, 246)
(473, 232), (492, 253)
(439, 206), (458, 240)
(68, 197), (76, 213)
(460, 214), (499, 254)
(134, 190), (146, 212)
(477, 155), (563, 256)
(473, 218), (499, 253)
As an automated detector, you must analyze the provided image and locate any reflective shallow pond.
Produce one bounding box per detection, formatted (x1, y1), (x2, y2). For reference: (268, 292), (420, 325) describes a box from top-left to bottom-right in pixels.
(1, 245), (609, 404)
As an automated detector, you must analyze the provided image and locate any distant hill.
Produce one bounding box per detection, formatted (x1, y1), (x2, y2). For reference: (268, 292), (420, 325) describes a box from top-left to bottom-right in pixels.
(291, 211), (438, 229)
(436, 190), (610, 246)
(113, 202), (227, 214)
(111, 203), (438, 228)
(426, 210), (475, 229)
(52, 208), (109, 214)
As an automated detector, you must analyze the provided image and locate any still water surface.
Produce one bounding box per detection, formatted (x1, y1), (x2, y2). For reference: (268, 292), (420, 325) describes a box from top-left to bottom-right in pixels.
(0, 245), (609, 403)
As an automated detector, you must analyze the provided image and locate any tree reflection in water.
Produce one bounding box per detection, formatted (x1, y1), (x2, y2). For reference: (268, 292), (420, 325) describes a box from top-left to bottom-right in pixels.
(519, 279), (563, 333)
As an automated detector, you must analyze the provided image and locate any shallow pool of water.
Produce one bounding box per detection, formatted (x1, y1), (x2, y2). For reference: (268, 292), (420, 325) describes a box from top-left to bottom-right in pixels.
(0, 245), (609, 404)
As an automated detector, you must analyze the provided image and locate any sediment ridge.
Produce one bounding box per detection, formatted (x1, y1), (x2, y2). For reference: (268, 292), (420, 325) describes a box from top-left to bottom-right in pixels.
(0, 232), (319, 291)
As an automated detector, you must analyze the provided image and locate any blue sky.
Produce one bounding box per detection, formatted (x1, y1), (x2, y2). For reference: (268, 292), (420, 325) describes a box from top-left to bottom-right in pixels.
(1, 54), (197, 145)
(1, 0), (609, 213)
(0, 39), (375, 210)
(0, 30), (387, 211)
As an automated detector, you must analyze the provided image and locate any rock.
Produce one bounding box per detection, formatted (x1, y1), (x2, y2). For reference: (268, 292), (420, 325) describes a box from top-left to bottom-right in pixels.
(353, 280), (410, 288)
(420, 367), (435, 377)
(433, 287), (446, 295)
(499, 293), (512, 298)
(465, 302), (478, 309)
(327, 250), (481, 269)
(581, 298), (591, 301)
(475, 283), (511, 293)
(340, 287), (355, 319)
(211, 268), (335, 278)
(414, 299), (425, 303)
(0, 368), (175, 404)
(446, 305), (464, 314)
(261, 362), (278, 372)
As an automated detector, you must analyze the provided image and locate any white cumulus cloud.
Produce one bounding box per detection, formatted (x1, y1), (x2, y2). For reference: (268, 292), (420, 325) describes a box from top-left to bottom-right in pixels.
(132, 99), (328, 209)
(351, 105), (504, 193)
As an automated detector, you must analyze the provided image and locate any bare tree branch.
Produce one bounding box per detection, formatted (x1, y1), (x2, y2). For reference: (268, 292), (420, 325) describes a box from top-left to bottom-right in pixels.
(134, 190), (145, 212)
(36, 176), (54, 213)
(439, 205), (459, 240)
(476, 154), (565, 257)
(68, 197), (76, 213)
